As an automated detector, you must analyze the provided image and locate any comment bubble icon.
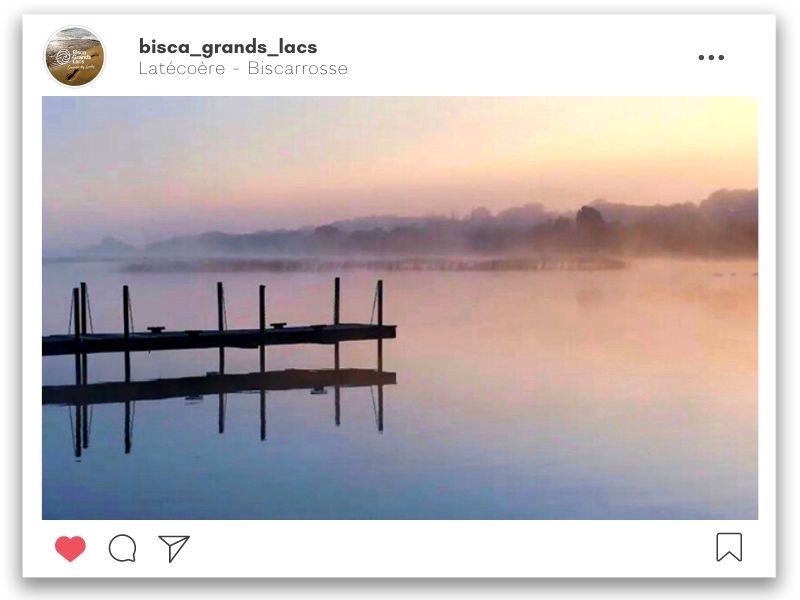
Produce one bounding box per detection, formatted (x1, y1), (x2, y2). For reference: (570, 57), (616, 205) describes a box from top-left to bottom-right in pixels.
(108, 534), (137, 562)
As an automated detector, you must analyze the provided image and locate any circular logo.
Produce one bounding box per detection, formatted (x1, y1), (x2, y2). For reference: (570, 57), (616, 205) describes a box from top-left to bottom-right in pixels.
(44, 26), (104, 86)
(54, 48), (71, 65)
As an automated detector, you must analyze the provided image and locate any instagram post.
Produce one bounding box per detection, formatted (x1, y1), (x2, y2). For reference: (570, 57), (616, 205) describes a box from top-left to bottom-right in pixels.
(21, 14), (775, 578)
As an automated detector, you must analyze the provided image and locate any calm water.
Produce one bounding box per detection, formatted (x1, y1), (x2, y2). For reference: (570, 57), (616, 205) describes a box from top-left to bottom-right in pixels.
(42, 259), (758, 519)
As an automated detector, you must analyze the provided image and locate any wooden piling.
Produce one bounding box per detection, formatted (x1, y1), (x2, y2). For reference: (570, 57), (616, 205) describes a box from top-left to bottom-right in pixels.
(377, 279), (383, 326)
(79, 282), (89, 447)
(217, 282), (225, 431)
(70, 288), (83, 455)
(259, 284), (267, 440)
(334, 277), (341, 325)
(123, 285), (131, 382)
(334, 277), (341, 425)
(72, 287), (81, 385)
(79, 282), (88, 384)
(217, 282), (225, 374)
(377, 279), (384, 372)
(374, 279), (386, 432)
(259, 284), (266, 372)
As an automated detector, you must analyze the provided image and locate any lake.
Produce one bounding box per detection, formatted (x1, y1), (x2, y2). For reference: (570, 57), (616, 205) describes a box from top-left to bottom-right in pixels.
(42, 258), (758, 519)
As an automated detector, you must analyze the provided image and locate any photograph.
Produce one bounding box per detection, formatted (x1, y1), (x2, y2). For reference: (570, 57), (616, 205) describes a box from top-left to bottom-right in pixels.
(41, 96), (758, 520)
(44, 26), (104, 86)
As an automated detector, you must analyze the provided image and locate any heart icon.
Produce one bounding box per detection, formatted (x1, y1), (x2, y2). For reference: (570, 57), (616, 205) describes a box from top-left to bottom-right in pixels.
(55, 536), (86, 562)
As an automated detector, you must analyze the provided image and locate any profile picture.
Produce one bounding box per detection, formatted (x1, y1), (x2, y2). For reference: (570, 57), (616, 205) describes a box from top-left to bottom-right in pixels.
(44, 26), (104, 86)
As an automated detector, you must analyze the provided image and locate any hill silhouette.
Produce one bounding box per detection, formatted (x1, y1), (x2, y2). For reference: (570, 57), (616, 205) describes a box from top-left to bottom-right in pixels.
(74, 188), (758, 259)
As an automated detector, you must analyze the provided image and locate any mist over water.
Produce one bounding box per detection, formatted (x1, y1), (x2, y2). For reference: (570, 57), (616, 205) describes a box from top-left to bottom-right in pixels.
(42, 258), (757, 519)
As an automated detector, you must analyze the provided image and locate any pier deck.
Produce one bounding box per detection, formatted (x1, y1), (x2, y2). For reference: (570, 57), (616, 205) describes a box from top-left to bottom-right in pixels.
(43, 322), (396, 356)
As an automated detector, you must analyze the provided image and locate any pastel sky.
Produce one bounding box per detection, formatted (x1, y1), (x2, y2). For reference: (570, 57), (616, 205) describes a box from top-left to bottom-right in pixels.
(43, 96), (757, 248)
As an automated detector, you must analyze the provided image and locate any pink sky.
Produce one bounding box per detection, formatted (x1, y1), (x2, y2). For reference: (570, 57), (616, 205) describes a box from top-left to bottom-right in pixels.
(43, 96), (757, 248)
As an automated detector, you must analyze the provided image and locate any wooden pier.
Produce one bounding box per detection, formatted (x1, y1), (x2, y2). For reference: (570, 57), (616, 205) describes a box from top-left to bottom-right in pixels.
(43, 323), (396, 356)
(42, 277), (394, 362)
(43, 278), (394, 456)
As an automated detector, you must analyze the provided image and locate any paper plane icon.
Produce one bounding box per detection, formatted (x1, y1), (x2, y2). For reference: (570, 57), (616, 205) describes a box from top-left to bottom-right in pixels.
(158, 535), (189, 563)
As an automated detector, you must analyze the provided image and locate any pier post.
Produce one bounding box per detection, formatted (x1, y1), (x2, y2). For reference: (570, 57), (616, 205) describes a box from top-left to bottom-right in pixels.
(71, 290), (83, 457)
(72, 287), (81, 385)
(334, 277), (340, 325)
(377, 279), (384, 372)
(334, 277), (342, 425)
(259, 284), (266, 372)
(259, 283), (267, 440)
(216, 282), (225, 432)
(79, 284), (89, 448)
(217, 282), (225, 374)
(217, 283), (226, 428)
(79, 282), (88, 384)
(377, 279), (383, 327)
(123, 285), (131, 382)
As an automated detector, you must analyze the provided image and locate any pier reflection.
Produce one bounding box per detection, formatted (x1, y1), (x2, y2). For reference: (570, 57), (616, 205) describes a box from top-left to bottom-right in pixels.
(44, 366), (396, 457)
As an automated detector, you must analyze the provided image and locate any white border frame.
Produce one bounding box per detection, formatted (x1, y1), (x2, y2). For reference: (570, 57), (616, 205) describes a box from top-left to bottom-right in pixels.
(21, 14), (776, 578)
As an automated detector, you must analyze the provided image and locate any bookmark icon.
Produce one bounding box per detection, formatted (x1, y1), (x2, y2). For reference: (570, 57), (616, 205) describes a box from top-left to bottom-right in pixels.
(158, 535), (190, 563)
(716, 533), (742, 562)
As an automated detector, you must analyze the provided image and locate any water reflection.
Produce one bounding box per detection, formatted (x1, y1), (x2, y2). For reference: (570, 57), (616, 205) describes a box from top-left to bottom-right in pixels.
(42, 261), (757, 520)
(44, 345), (395, 457)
